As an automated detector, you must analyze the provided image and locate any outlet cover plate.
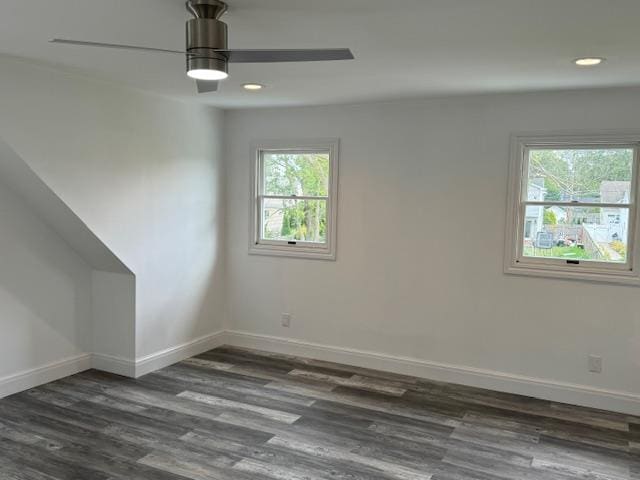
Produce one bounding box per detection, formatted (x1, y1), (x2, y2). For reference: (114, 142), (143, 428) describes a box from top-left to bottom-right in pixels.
(588, 355), (602, 373)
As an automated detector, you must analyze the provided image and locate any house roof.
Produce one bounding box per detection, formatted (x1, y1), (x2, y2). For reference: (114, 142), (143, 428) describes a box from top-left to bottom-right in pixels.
(549, 206), (567, 215)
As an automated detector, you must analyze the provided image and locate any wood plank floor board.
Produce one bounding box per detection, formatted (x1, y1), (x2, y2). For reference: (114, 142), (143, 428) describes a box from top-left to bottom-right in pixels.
(164, 361), (273, 388)
(287, 369), (407, 396)
(136, 451), (251, 480)
(329, 385), (468, 424)
(1, 345), (638, 480)
(70, 398), (192, 438)
(227, 364), (341, 392)
(283, 416), (447, 473)
(0, 456), (63, 480)
(265, 382), (464, 429)
(181, 430), (410, 480)
(215, 409), (366, 451)
(460, 401), (632, 446)
(536, 436), (639, 476)
(265, 435), (435, 480)
(121, 404), (276, 446)
(309, 397), (461, 433)
(0, 414), (156, 479)
(150, 369), (318, 407)
(21, 387), (80, 408)
(177, 390), (302, 424)
(0, 436), (113, 480)
(143, 372), (318, 415)
(231, 457), (328, 480)
(286, 355), (421, 386)
(0, 398), (149, 461)
(203, 347), (357, 379)
(197, 351), (297, 376)
(100, 385), (233, 422)
(431, 462), (514, 480)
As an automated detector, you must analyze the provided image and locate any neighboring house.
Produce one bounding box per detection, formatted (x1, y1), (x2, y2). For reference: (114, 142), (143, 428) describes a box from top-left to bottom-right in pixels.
(263, 206), (285, 238)
(524, 179), (546, 241)
(548, 206), (567, 223)
(599, 181), (631, 242)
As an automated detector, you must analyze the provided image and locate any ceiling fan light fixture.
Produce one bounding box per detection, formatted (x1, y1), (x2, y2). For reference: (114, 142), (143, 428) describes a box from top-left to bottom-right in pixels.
(187, 68), (228, 80)
(50, 0), (354, 95)
(186, 56), (228, 80)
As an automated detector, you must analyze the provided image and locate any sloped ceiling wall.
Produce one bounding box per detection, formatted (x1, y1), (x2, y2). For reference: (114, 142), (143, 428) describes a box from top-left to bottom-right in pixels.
(0, 137), (136, 383)
(0, 139), (131, 274)
(0, 56), (226, 370)
(0, 174), (92, 391)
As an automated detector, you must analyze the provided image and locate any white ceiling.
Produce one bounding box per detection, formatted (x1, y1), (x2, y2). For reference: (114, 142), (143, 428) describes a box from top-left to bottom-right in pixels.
(3, 0), (640, 108)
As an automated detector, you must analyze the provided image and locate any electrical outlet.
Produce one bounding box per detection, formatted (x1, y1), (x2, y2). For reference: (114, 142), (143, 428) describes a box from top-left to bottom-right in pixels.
(588, 355), (602, 373)
(281, 313), (291, 328)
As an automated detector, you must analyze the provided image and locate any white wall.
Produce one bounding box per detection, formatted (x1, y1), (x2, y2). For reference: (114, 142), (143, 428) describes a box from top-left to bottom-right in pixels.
(224, 89), (640, 411)
(91, 271), (136, 369)
(0, 181), (91, 390)
(0, 56), (226, 361)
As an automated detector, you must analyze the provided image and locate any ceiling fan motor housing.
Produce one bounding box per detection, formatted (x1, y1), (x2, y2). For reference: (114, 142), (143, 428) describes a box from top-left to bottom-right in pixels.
(186, 0), (229, 76)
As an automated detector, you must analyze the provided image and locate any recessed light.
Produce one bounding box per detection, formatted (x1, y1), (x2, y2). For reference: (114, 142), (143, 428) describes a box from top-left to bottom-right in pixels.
(574, 57), (605, 67)
(243, 83), (265, 91)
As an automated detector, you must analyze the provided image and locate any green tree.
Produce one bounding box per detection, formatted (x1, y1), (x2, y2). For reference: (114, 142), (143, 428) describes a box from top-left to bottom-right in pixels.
(529, 149), (632, 203)
(544, 209), (557, 225)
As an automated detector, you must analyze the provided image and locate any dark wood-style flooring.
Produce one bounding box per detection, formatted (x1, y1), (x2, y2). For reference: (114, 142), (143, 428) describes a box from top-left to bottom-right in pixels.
(0, 346), (639, 479)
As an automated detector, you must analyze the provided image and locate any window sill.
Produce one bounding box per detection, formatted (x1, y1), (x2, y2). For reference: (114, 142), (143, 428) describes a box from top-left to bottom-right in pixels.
(504, 262), (640, 286)
(249, 244), (336, 261)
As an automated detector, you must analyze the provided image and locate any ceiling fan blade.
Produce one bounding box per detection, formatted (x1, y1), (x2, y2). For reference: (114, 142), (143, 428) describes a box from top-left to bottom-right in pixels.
(196, 80), (219, 94)
(50, 39), (188, 55)
(221, 48), (354, 63)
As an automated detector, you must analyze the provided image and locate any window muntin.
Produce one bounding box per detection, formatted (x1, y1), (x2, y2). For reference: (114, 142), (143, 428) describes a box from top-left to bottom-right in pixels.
(251, 140), (338, 260)
(506, 135), (640, 285)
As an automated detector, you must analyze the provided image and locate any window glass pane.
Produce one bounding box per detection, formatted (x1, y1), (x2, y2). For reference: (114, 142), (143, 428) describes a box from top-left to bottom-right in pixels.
(263, 152), (330, 197)
(527, 148), (633, 203)
(262, 198), (327, 243)
(522, 206), (629, 263)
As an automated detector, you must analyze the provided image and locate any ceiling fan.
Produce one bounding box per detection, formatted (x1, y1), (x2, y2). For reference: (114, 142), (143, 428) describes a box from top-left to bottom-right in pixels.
(50, 0), (355, 94)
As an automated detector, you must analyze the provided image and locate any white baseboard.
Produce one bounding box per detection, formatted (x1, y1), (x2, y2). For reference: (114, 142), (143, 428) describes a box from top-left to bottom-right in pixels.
(134, 331), (226, 377)
(92, 353), (136, 377)
(0, 331), (226, 398)
(4, 332), (638, 416)
(0, 354), (91, 399)
(224, 330), (640, 416)
(92, 331), (227, 378)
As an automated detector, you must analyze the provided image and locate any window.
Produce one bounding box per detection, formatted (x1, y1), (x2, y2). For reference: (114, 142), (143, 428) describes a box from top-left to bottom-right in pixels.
(250, 139), (339, 260)
(505, 134), (640, 285)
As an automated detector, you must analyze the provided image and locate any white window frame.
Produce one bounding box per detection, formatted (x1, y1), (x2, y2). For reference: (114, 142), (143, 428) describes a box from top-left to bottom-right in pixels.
(504, 133), (640, 286)
(249, 139), (339, 260)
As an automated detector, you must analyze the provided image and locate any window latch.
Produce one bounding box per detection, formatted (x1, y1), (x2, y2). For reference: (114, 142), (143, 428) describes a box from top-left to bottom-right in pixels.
(566, 260), (580, 265)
